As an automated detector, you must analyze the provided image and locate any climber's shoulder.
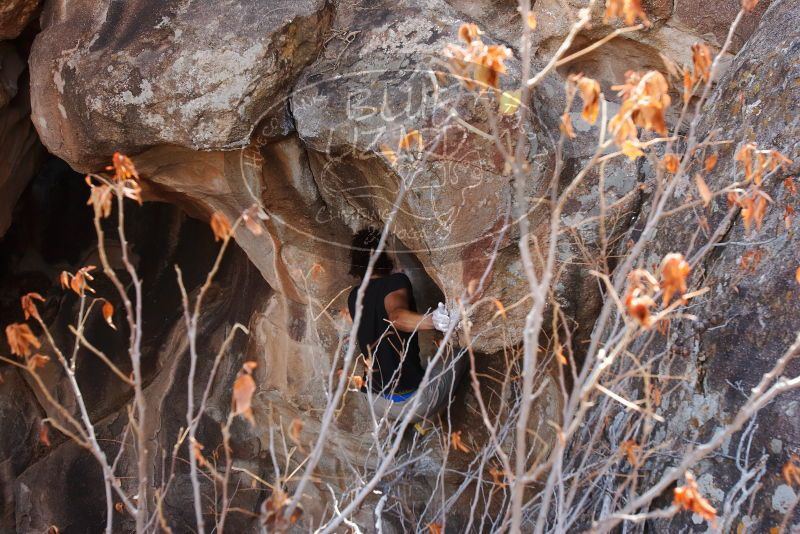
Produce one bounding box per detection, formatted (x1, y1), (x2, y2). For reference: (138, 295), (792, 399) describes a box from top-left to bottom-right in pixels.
(385, 272), (412, 292)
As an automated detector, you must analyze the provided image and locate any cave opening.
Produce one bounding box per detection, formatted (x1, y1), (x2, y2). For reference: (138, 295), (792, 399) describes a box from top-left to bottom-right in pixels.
(0, 150), (273, 532)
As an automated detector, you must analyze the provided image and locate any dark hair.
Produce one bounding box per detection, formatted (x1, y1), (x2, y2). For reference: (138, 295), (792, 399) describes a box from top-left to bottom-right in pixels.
(349, 227), (394, 278)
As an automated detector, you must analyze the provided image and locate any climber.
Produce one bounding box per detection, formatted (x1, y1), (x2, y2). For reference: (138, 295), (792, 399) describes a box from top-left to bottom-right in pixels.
(346, 227), (466, 424)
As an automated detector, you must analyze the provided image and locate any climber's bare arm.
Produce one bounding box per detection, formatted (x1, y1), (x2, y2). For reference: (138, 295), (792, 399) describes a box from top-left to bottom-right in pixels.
(385, 288), (434, 332)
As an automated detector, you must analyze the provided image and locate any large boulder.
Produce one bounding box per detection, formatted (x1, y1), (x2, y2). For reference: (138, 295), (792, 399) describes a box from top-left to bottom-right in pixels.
(290, 0), (646, 356)
(0, 0), (40, 40)
(598, 0), (800, 529)
(6, 0), (791, 529)
(28, 0), (332, 170)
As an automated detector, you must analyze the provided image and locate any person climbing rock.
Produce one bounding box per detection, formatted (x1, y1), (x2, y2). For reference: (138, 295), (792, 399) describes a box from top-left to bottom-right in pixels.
(346, 227), (466, 424)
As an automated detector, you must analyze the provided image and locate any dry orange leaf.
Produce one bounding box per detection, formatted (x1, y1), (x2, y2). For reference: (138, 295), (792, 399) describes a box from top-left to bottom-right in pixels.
(526, 12), (537, 31)
(451, 431), (471, 453)
(695, 173), (713, 207)
(102, 301), (116, 330)
(734, 144), (791, 186)
(262, 487), (303, 530)
(741, 0), (759, 12)
(21, 292), (45, 321)
(555, 343), (568, 366)
(467, 278), (479, 297)
(651, 385), (662, 406)
(782, 456), (800, 486)
(784, 177), (797, 195)
(289, 418), (303, 444)
(122, 180), (143, 206)
(560, 113), (576, 139)
(73, 266), (95, 295)
(210, 212), (232, 242)
(770, 150), (794, 170)
(625, 291), (655, 327)
(443, 24), (512, 91)
(795, 267), (800, 285)
(682, 67), (693, 104)
(740, 249), (764, 272)
(604, 0), (650, 26)
(740, 191), (771, 234)
(398, 130), (423, 152)
(492, 299), (507, 319)
(458, 23), (481, 44)
(622, 140), (645, 160)
(428, 523), (443, 534)
(232, 361), (258, 424)
(660, 253), (690, 306)
(784, 205), (794, 229)
(736, 143), (757, 183)
(87, 182), (113, 219)
(621, 440), (640, 466)
(192, 439), (206, 468)
(114, 502), (124, 514)
(39, 421), (51, 447)
(624, 269), (659, 327)
(610, 70), (670, 147)
(570, 74), (601, 125)
(29, 354), (50, 370)
(704, 153), (718, 172)
(379, 144), (398, 166)
(62, 266), (97, 296)
(347, 374), (365, 391)
(489, 466), (507, 487)
(674, 472), (717, 526)
(663, 153), (680, 173)
(111, 152), (139, 181)
(6, 323), (41, 357)
(691, 43), (712, 84)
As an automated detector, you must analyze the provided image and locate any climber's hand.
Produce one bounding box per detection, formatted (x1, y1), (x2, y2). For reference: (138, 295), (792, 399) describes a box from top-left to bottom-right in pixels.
(432, 302), (454, 332)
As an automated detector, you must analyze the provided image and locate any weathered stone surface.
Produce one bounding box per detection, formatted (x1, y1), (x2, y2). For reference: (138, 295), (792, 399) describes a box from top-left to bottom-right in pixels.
(0, 0), (39, 40)
(605, 0), (799, 530)
(0, 43), (24, 108)
(0, 369), (42, 476)
(29, 0), (332, 170)
(289, 0), (644, 358)
(0, 166), (275, 530)
(292, 0), (537, 354)
(672, 0), (771, 51)
(0, 81), (45, 238)
(4, 0), (796, 529)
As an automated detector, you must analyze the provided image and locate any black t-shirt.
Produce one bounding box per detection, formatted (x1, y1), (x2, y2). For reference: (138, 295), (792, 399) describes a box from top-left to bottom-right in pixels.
(347, 273), (425, 394)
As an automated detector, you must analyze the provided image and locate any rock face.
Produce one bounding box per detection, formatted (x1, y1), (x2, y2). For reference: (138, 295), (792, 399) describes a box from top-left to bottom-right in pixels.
(0, 0), (40, 40)
(0, 43), (25, 108)
(0, 164), (273, 532)
(292, 0), (533, 353)
(1, 0), (797, 531)
(0, 76), (45, 238)
(29, 0), (332, 170)
(622, 1), (799, 530)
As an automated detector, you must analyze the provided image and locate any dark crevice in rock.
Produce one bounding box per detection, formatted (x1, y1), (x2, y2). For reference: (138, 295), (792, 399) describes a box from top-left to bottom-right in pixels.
(0, 150), (274, 531)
